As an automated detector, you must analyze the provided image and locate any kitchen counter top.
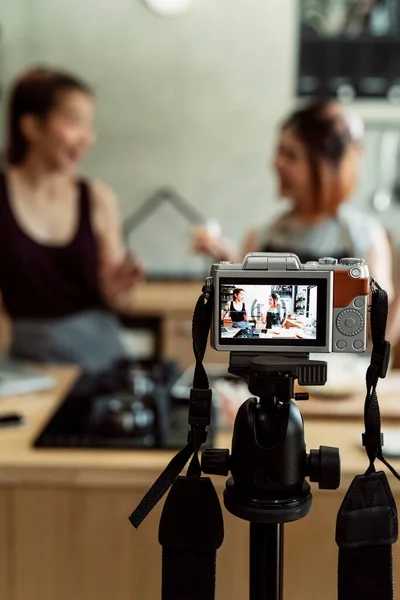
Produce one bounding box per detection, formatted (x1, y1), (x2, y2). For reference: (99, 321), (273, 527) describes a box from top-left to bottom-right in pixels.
(1, 365), (399, 489)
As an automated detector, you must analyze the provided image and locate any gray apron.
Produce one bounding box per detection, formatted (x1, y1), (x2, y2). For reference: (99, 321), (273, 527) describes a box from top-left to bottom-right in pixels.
(10, 310), (127, 373)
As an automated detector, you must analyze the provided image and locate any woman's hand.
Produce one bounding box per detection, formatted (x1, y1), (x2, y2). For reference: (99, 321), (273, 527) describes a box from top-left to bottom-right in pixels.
(100, 251), (145, 304)
(191, 225), (236, 262)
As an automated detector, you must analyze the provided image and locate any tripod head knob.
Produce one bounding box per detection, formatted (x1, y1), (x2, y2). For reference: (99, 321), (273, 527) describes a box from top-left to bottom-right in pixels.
(307, 446), (341, 490)
(201, 449), (230, 476)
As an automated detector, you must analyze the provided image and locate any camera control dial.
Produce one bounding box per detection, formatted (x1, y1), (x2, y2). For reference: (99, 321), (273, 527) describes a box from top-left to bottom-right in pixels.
(336, 309), (364, 336)
(339, 258), (364, 266)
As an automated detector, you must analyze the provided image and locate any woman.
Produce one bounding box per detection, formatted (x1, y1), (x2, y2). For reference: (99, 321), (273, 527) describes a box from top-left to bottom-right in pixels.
(222, 288), (251, 329)
(0, 67), (143, 372)
(344, 0), (391, 38)
(193, 100), (394, 301)
(263, 293), (283, 329)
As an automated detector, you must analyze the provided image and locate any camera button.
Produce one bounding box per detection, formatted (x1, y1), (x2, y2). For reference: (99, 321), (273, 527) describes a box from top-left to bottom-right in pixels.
(350, 267), (361, 278)
(353, 340), (364, 350)
(318, 257), (338, 265)
(345, 317), (356, 328)
(336, 309), (364, 336)
(336, 340), (347, 350)
(353, 297), (364, 308)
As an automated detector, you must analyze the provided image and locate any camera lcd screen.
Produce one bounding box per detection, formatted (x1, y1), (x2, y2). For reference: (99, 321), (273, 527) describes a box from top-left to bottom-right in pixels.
(219, 278), (328, 347)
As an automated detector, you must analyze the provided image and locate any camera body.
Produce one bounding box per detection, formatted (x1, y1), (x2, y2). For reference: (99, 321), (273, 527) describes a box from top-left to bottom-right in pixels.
(210, 253), (369, 353)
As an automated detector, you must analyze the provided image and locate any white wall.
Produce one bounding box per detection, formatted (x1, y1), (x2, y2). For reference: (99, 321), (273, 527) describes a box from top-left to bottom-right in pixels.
(0, 0), (399, 276)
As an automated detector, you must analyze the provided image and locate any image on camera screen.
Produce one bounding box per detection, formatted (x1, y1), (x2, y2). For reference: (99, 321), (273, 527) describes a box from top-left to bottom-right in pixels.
(220, 283), (318, 341)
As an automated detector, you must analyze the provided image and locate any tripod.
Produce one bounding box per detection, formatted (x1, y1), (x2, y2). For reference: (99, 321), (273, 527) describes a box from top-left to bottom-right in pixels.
(201, 353), (341, 600)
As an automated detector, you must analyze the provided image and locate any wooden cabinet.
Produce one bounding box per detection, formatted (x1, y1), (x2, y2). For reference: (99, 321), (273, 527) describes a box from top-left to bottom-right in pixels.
(5, 482), (400, 600)
(0, 490), (10, 600)
(125, 282), (228, 369)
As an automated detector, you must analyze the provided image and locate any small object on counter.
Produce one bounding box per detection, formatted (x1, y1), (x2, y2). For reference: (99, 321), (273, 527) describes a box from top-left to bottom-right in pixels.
(0, 413), (25, 428)
(0, 358), (55, 397)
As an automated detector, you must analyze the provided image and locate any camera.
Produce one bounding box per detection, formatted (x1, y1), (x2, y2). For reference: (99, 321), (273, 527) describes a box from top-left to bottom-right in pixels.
(210, 252), (369, 353)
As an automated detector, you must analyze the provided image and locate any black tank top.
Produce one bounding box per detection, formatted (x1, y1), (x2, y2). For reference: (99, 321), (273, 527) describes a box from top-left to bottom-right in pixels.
(0, 174), (105, 319)
(230, 301), (246, 322)
(266, 309), (281, 329)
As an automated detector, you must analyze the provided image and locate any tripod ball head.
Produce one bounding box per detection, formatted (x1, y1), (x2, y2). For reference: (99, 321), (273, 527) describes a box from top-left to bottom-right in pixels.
(201, 354), (341, 523)
(201, 399), (341, 523)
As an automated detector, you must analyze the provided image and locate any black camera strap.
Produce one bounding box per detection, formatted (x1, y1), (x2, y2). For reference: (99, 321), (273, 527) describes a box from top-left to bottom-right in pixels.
(129, 280), (224, 600)
(336, 279), (399, 600)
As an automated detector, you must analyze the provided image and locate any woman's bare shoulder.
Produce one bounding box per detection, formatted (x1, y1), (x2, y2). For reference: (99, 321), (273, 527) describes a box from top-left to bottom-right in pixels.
(88, 180), (123, 237)
(89, 180), (122, 219)
(90, 180), (119, 209)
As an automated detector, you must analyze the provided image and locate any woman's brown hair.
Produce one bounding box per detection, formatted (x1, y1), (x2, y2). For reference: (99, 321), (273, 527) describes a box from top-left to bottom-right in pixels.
(282, 100), (360, 215)
(233, 288), (244, 299)
(269, 293), (279, 308)
(6, 66), (92, 165)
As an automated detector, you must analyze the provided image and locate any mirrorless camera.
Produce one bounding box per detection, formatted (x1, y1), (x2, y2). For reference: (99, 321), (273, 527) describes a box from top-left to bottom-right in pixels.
(210, 252), (369, 353)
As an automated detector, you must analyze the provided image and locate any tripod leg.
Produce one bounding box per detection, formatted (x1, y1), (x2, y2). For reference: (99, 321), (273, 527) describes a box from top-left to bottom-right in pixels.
(250, 523), (283, 600)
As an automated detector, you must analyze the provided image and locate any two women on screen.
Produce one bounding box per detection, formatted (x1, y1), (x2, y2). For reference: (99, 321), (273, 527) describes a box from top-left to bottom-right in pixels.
(222, 290), (284, 330)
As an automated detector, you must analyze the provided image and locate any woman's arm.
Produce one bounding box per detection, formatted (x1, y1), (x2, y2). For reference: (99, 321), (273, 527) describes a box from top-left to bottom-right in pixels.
(221, 302), (230, 320)
(90, 181), (144, 312)
(191, 226), (260, 263)
(364, 224), (400, 345)
(364, 224), (394, 302)
(240, 228), (260, 260)
(191, 226), (237, 262)
(243, 304), (249, 321)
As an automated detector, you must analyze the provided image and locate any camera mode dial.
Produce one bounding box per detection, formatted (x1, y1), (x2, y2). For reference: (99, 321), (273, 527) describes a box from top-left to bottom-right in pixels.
(339, 257), (364, 266)
(336, 309), (364, 337)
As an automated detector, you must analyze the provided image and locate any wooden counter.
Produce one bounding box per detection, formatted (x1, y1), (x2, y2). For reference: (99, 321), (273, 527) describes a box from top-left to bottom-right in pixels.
(1, 366), (400, 600)
(0, 282), (226, 369)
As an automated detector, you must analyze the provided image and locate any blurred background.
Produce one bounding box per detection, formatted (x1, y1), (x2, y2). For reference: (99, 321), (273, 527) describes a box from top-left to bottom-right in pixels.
(1, 0), (400, 277)
(1, 3), (400, 600)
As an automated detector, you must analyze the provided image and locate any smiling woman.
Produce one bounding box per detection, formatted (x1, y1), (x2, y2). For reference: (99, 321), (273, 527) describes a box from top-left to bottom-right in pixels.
(0, 67), (144, 372)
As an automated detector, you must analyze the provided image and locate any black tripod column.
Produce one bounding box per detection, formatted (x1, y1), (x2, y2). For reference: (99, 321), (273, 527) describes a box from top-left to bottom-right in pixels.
(250, 523), (283, 600)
